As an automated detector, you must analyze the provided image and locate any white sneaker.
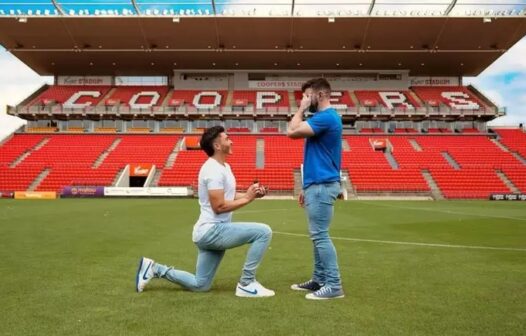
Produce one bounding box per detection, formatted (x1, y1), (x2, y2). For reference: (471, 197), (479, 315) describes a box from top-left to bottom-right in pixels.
(136, 257), (155, 293)
(235, 281), (275, 298)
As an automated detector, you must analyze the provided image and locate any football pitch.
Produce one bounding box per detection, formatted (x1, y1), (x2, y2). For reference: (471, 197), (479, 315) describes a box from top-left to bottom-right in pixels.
(1, 199), (525, 336)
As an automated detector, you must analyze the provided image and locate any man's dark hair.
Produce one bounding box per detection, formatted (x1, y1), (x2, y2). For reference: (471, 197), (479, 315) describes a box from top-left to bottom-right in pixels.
(301, 79), (316, 93)
(200, 126), (225, 157)
(309, 78), (331, 94)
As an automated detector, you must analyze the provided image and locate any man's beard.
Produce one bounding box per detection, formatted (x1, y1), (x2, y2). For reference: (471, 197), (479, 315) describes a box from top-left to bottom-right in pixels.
(308, 101), (318, 113)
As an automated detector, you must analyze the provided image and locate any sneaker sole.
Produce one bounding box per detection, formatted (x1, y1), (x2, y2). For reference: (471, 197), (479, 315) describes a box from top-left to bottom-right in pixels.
(235, 292), (275, 298)
(305, 294), (345, 300)
(135, 257), (145, 293)
(290, 284), (314, 291)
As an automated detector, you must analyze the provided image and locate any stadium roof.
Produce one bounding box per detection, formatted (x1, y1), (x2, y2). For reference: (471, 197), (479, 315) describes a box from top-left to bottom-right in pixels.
(0, 1), (525, 76)
(1, 1), (526, 18)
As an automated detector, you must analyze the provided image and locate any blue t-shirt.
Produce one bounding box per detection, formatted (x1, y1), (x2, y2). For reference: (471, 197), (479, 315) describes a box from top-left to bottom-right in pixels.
(303, 107), (342, 188)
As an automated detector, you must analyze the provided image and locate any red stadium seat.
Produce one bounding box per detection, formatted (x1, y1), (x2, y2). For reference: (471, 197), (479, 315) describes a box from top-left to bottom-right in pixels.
(29, 85), (111, 108)
(412, 86), (483, 110)
(355, 90), (420, 109)
(232, 91), (289, 109)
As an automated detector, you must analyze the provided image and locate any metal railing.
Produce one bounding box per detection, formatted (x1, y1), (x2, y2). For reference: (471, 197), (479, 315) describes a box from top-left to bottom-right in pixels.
(8, 104), (501, 118)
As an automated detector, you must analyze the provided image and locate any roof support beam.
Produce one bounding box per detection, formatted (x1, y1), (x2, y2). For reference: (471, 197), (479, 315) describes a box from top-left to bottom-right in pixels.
(445, 0), (457, 15)
(130, 0), (141, 16)
(211, 1), (222, 47)
(367, 0), (376, 16)
(50, 0), (65, 15)
(211, 0), (217, 15)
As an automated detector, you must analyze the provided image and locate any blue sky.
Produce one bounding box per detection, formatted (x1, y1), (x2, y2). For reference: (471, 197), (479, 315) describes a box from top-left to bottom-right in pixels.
(463, 35), (526, 125)
(0, 34), (525, 135)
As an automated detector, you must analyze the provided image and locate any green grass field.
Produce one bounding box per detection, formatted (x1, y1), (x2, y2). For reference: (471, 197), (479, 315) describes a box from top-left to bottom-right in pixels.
(1, 199), (525, 336)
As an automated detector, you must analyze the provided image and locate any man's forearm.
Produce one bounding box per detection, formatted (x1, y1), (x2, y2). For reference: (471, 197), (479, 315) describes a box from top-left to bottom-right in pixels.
(288, 108), (305, 132)
(215, 197), (251, 214)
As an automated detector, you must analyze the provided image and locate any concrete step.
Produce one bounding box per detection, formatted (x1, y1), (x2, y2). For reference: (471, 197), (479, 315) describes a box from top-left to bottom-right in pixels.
(10, 137), (50, 168)
(442, 151), (460, 170)
(496, 170), (520, 193)
(342, 138), (350, 152)
(256, 138), (265, 169)
(510, 152), (526, 165)
(422, 169), (444, 200)
(409, 138), (423, 152)
(348, 90), (360, 106)
(97, 87), (116, 107)
(28, 168), (51, 191)
(165, 137), (185, 168)
(490, 138), (509, 152)
(384, 151), (399, 169)
(93, 137), (122, 168)
(409, 90), (424, 107)
(151, 168), (163, 187)
(161, 89), (174, 107)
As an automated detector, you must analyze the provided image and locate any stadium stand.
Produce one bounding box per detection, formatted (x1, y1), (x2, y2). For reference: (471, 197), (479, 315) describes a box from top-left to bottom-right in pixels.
(65, 127), (85, 133)
(26, 127), (58, 133)
(160, 128), (185, 134)
(294, 90), (354, 109)
(493, 128), (526, 159)
(2, 130), (525, 198)
(343, 136), (430, 193)
(101, 135), (178, 169)
(412, 86), (484, 110)
(259, 127), (279, 133)
(168, 90), (228, 109)
(128, 127), (151, 133)
(232, 91), (289, 109)
(105, 86), (169, 108)
(354, 90), (419, 109)
(29, 85), (111, 108)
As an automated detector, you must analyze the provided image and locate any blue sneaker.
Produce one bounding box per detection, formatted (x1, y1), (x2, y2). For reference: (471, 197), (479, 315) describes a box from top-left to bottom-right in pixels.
(305, 286), (345, 300)
(290, 279), (323, 292)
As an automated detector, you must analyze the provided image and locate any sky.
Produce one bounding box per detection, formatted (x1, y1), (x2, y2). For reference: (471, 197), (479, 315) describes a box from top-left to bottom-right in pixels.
(0, 26), (525, 136)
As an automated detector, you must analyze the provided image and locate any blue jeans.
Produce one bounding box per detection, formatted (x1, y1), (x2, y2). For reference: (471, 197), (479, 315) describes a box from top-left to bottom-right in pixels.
(153, 222), (272, 291)
(304, 181), (342, 289)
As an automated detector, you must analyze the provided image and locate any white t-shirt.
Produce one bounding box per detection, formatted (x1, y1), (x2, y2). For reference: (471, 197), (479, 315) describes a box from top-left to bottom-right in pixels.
(192, 157), (236, 242)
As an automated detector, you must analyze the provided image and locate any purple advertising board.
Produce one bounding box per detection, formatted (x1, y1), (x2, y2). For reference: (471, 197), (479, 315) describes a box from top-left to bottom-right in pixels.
(61, 186), (105, 198)
(0, 191), (14, 198)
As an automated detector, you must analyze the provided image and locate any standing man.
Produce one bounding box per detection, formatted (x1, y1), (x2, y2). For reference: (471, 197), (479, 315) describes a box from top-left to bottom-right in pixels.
(136, 126), (275, 298)
(287, 78), (344, 300)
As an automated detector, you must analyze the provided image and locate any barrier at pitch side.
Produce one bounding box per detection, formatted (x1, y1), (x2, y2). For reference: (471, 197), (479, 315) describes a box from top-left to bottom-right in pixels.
(104, 187), (191, 197)
(0, 191), (14, 199)
(14, 191), (57, 200)
(61, 186), (105, 198)
(489, 193), (526, 201)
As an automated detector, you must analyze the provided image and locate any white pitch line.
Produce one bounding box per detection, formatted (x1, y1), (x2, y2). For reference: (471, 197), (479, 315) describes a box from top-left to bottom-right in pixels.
(358, 201), (526, 222)
(274, 231), (526, 252)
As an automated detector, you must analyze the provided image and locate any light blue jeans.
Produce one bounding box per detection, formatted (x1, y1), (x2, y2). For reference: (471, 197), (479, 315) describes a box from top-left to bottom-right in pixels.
(304, 181), (342, 289)
(153, 222), (272, 291)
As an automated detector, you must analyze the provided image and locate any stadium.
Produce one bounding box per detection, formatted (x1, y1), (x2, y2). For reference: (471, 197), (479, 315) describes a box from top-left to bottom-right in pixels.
(0, 1), (525, 335)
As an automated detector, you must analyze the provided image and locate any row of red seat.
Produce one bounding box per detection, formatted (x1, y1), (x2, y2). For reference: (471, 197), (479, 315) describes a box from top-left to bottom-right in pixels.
(27, 86), (486, 110)
(1, 132), (524, 198)
(494, 129), (526, 159)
